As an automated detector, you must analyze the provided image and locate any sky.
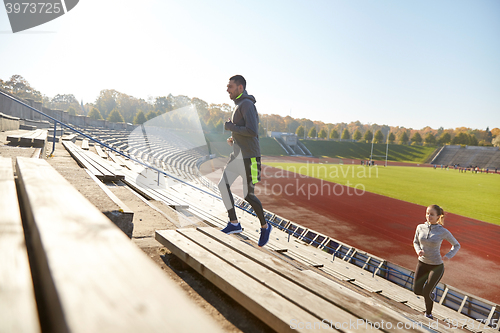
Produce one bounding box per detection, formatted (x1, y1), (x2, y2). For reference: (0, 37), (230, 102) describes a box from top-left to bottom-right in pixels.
(1, 0), (499, 130)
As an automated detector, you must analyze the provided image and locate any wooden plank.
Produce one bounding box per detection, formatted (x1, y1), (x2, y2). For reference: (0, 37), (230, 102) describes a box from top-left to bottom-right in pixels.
(80, 150), (121, 180)
(15, 157), (222, 333)
(155, 229), (331, 333)
(63, 141), (125, 182)
(108, 153), (127, 167)
(61, 133), (77, 142)
(20, 129), (43, 144)
(195, 227), (428, 333)
(31, 147), (43, 159)
(62, 141), (105, 180)
(0, 157), (41, 333)
(32, 129), (48, 146)
(176, 228), (375, 333)
(81, 139), (89, 151)
(94, 145), (107, 159)
(6, 132), (25, 142)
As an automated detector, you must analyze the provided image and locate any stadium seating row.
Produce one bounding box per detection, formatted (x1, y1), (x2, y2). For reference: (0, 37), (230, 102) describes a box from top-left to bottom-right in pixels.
(0, 156), (220, 333)
(432, 145), (500, 169)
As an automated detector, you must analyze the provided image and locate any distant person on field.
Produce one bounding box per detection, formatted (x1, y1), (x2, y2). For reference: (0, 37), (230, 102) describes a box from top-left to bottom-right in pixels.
(218, 75), (272, 247)
(413, 204), (460, 320)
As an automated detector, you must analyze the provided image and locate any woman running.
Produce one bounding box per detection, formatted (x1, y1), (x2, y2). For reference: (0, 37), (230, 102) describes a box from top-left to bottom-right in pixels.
(413, 204), (461, 319)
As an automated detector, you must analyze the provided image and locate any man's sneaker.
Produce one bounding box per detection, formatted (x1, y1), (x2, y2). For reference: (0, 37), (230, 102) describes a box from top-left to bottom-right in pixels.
(425, 313), (434, 320)
(221, 222), (242, 234)
(258, 223), (273, 247)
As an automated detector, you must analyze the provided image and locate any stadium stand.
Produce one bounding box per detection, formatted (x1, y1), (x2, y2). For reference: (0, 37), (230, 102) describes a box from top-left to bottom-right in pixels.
(431, 145), (500, 169)
(3, 90), (499, 332)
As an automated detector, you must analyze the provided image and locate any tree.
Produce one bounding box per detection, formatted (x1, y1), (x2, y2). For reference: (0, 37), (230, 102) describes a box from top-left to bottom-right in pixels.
(88, 107), (103, 120)
(493, 136), (500, 147)
(424, 133), (437, 145)
(399, 132), (409, 145)
(67, 107), (77, 116)
(484, 127), (492, 144)
(145, 110), (157, 121)
(364, 130), (373, 142)
(296, 125), (305, 138)
(258, 122), (266, 137)
(3, 75), (42, 101)
(388, 132), (395, 144)
(308, 127), (317, 138)
(468, 134), (478, 146)
(353, 129), (362, 141)
(95, 89), (119, 118)
(284, 116), (300, 134)
(214, 119), (223, 133)
(330, 129), (339, 139)
(452, 132), (469, 145)
(51, 94), (78, 110)
(438, 132), (451, 145)
(411, 132), (422, 144)
(374, 130), (384, 143)
(107, 109), (125, 123)
(155, 96), (174, 113)
(318, 128), (327, 139)
(133, 110), (147, 125)
(341, 128), (350, 140)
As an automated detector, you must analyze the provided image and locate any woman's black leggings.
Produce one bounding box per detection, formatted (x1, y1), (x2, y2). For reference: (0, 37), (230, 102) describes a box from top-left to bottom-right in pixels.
(413, 261), (445, 315)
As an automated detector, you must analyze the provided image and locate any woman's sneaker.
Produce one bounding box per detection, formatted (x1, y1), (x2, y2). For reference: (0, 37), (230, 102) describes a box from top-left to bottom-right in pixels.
(221, 222), (243, 234)
(258, 224), (273, 247)
(425, 313), (434, 320)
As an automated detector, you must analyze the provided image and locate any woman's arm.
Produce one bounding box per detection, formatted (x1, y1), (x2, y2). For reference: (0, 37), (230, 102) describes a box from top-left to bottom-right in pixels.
(443, 230), (460, 259)
(413, 228), (424, 256)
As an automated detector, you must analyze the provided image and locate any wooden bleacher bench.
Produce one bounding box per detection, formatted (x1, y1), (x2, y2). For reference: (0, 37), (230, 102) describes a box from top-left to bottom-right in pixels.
(61, 133), (77, 143)
(7, 129), (48, 147)
(81, 139), (89, 150)
(156, 227), (435, 333)
(0, 157), (41, 333)
(62, 141), (124, 181)
(94, 144), (108, 159)
(0, 156), (222, 333)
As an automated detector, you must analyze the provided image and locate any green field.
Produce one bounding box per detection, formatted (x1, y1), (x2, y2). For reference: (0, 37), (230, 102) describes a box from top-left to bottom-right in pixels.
(301, 140), (436, 163)
(205, 133), (436, 162)
(265, 162), (500, 225)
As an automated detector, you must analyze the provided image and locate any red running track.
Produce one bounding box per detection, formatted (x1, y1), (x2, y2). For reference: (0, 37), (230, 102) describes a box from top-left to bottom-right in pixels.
(255, 164), (500, 304)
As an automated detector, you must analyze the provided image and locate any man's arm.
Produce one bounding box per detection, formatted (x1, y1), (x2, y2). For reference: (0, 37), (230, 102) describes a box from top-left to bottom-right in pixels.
(225, 102), (258, 137)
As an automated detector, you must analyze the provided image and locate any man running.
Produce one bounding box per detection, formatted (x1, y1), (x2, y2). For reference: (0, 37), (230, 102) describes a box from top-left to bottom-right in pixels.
(219, 75), (272, 247)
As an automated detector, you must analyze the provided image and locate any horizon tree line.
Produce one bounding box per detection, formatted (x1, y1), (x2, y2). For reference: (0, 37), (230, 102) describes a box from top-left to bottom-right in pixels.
(1, 74), (498, 147)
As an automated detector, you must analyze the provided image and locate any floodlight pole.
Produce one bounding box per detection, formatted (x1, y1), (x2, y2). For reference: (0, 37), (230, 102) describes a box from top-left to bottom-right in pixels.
(385, 130), (390, 167)
(370, 125), (374, 162)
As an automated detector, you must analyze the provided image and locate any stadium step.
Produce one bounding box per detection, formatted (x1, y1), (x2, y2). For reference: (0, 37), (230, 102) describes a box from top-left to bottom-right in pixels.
(156, 227), (434, 333)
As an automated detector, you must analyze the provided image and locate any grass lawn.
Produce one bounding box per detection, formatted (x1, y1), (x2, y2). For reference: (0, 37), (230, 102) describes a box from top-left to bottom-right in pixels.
(265, 162), (500, 225)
